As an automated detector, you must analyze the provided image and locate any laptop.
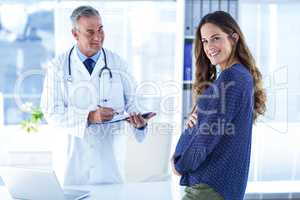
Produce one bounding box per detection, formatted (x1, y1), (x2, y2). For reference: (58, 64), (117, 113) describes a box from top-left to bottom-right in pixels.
(0, 167), (90, 200)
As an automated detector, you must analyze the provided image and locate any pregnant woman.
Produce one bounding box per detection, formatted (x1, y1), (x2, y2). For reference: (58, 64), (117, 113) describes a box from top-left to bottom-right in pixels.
(172, 11), (266, 200)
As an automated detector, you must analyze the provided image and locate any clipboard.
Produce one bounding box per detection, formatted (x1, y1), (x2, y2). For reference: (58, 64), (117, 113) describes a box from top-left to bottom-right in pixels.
(96, 112), (155, 124)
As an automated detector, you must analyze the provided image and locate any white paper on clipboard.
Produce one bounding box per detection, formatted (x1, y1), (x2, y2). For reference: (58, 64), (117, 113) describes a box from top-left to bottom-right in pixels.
(96, 112), (155, 124)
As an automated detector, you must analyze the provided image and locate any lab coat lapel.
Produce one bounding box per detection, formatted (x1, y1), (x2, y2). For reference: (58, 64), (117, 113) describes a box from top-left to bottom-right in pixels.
(71, 50), (91, 79)
(91, 53), (105, 79)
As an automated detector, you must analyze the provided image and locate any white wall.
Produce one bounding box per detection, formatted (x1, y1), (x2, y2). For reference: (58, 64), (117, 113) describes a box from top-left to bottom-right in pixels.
(240, 0), (300, 182)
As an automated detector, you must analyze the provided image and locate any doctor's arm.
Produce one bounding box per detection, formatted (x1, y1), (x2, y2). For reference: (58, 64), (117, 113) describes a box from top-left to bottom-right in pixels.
(40, 58), (89, 138)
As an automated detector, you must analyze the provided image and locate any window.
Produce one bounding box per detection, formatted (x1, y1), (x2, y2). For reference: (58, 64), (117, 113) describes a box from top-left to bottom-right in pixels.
(240, 0), (300, 183)
(0, 1), (178, 184)
(0, 2), (54, 125)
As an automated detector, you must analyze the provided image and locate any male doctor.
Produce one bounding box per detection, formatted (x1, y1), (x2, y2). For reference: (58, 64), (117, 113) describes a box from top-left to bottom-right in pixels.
(41, 5), (154, 185)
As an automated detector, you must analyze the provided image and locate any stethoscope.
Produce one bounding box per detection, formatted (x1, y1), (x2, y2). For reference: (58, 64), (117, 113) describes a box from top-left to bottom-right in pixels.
(66, 46), (113, 104)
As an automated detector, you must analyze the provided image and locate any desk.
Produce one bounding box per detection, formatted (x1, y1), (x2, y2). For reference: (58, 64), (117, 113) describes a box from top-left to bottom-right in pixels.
(0, 181), (177, 200)
(1, 181), (300, 200)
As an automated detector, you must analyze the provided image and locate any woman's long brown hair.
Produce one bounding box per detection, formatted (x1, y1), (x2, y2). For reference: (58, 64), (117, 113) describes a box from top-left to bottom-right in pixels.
(193, 11), (266, 121)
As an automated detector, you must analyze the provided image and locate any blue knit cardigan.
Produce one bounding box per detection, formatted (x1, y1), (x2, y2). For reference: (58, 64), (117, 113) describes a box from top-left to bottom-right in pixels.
(174, 63), (254, 200)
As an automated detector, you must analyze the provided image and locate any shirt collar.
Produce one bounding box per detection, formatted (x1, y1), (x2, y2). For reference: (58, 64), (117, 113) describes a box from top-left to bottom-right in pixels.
(76, 45), (101, 63)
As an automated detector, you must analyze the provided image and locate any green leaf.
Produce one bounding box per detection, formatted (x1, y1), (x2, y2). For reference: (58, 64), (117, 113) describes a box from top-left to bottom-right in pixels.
(20, 106), (44, 133)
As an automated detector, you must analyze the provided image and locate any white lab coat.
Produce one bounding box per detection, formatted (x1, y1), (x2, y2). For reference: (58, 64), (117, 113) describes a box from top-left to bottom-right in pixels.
(41, 47), (147, 185)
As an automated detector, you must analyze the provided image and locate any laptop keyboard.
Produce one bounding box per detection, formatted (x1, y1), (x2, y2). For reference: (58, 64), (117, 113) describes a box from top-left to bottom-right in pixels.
(63, 189), (89, 200)
(64, 193), (80, 200)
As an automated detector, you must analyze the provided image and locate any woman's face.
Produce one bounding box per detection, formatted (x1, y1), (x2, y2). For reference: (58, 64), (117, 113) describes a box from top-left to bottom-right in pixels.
(200, 23), (235, 69)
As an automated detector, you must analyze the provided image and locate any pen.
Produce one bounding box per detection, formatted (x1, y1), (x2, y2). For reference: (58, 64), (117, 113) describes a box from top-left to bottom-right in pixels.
(97, 105), (119, 115)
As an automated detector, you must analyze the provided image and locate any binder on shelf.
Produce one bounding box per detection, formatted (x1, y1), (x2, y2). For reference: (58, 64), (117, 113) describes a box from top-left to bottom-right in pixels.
(183, 40), (193, 82)
(192, 0), (202, 34)
(220, 0), (229, 12)
(211, 0), (220, 12)
(202, 0), (210, 18)
(185, 0), (193, 36)
(229, 0), (238, 19)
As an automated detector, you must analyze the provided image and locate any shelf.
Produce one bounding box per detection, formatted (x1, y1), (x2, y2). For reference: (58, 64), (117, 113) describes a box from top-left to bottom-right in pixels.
(183, 82), (193, 90)
(184, 35), (195, 40)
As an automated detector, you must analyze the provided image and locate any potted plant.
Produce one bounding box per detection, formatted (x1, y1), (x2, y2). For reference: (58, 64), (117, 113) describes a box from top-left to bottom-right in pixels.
(21, 102), (43, 133)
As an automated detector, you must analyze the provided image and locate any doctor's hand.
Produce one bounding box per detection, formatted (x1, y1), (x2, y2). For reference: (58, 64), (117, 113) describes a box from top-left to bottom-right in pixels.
(126, 112), (155, 129)
(88, 106), (117, 123)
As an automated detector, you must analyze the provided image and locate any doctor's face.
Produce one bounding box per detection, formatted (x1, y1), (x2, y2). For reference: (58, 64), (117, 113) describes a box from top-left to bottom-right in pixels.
(72, 15), (104, 57)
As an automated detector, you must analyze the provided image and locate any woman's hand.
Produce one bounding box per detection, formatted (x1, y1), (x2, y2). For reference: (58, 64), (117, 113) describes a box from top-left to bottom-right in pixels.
(186, 109), (198, 128)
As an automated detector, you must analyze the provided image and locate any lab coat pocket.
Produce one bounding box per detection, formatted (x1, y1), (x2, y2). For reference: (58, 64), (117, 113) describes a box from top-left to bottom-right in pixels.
(68, 80), (98, 112)
(110, 82), (125, 111)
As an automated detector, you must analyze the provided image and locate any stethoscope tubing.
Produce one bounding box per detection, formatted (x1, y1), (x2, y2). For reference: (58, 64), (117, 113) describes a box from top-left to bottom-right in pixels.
(66, 46), (113, 106)
(67, 46), (112, 82)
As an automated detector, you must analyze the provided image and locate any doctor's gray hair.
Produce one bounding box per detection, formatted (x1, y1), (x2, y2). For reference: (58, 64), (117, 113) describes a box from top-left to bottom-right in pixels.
(70, 5), (100, 28)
